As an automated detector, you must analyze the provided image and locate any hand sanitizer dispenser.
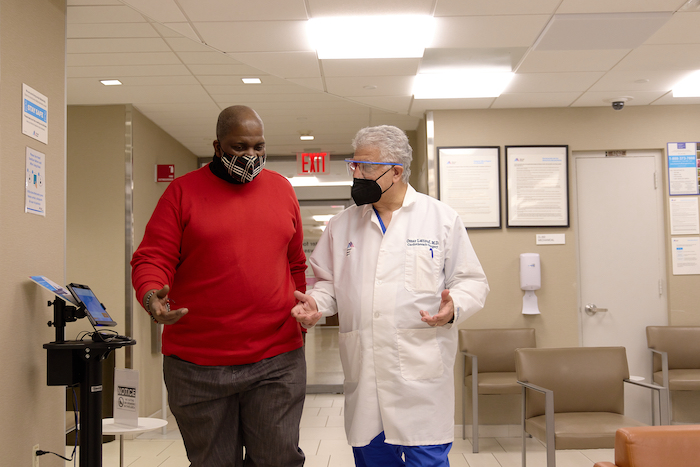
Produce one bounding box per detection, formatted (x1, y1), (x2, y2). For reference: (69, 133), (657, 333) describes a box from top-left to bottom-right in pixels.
(520, 253), (541, 315)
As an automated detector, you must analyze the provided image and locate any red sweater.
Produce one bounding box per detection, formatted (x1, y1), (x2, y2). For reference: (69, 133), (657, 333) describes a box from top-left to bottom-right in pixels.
(131, 165), (306, 365)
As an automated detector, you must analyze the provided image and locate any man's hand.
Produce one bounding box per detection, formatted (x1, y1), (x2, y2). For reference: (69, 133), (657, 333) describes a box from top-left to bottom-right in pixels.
(420, 289), (455, 327)
(146, 285), (188, 325)
(291, 290), (322, 328)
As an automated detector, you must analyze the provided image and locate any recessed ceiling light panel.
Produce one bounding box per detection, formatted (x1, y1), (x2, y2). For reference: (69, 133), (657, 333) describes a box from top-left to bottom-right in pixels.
(100, 79), (122, 86)
(413, 71), (514, 99)
(308, 15), (434, 59)
(673, 71), (700, 97)
(242, 78), (262, 84)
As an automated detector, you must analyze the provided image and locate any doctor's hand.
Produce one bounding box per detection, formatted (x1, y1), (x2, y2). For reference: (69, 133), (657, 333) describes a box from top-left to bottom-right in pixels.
(420, 289), (455, 327)
(145, 285), (188, 325)
(291, 290), (322, 329)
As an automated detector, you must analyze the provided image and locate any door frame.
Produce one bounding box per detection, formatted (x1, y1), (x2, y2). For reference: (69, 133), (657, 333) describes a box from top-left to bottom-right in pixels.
(571, 150), (668, 347)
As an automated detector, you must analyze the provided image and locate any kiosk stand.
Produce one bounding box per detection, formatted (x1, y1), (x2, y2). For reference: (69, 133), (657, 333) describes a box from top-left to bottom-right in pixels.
(43, 298), (135, 467)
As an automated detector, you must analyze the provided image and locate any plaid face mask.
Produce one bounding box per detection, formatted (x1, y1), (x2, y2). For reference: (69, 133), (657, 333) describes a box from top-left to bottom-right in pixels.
(220, 152), (266, 183)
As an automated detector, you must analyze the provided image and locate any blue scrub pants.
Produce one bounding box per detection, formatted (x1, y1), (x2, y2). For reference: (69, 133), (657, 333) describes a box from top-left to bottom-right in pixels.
(352, 431), (451, 467)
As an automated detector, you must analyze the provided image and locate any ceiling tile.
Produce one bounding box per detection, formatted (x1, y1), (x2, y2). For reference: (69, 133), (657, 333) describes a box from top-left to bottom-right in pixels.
(187, 64), (267, 76)
(177, 0), (308, 21)
(321, 58), (421, 77)
(67, 64), (191, 78)
(161, 23), (200, 42)
(491, 92), (582, 108)
(435, 0), (561, 16)
(121, 0), (188, 23)
(307, 0), (433, 17)
(571, 90), (668, 106)
(517, 50), (631, 73)
(204, 83), (319, 96)
(69, 0), (123, 4)
(432, 16), (551, 49)
(325, 76), (416, 97)
(68, 37), (171, 53)
(163, 37), (218, 52)
(535, 13), (672, 51)
(409, 98), (496, 116)
(645, 11), (700, 44)
(67, 52), (180, 66)
(68, 23), (159, 38)
(176, 51), (242, 65)
(506, 72), (605, 92)
(227, 52), (321, 79)
(346, 96), (413, 114)
(556, 0), (686, 14)
(588, 70), (694, 92)
(192, 21), (312, 53)
(287, 77), (326, 92)
(651, 93), (700, 105)
(68, 5), (147, 23)
(150, 22), (186, 38)
(613, 44), (700, 70)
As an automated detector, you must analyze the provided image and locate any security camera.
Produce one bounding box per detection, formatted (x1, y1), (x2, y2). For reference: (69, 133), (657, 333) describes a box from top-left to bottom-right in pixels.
(607, 97), (631, 111)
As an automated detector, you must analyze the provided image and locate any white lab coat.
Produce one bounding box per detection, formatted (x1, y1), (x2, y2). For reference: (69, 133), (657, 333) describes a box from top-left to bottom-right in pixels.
(308, 185), (489, 447)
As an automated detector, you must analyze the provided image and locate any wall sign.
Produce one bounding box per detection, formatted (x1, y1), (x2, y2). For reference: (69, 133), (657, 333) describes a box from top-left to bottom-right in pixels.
(22, 84), (49, 144)
(506, 145), (569, 227)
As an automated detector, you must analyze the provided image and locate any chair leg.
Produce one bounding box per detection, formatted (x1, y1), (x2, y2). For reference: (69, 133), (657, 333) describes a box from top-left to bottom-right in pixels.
(462, 378), (466, 440)
(472, 358), (479, 453)
(544, 390), (556, 467)
(521, 386), (526, 467)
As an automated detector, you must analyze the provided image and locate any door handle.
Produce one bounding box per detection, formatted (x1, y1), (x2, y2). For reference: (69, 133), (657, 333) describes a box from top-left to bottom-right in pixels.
(585, 304), (608, 316)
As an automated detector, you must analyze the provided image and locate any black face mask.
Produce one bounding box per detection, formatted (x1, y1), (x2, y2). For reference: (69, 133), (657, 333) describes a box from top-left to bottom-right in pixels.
(351, 167), (394, 206)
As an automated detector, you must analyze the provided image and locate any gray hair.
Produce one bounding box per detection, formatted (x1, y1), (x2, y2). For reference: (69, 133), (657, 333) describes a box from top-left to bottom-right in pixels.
(351, 125), (412, 183)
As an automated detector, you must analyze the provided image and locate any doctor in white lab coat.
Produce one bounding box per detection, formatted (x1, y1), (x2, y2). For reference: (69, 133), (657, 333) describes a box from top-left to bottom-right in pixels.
(292, 125), (489, 467)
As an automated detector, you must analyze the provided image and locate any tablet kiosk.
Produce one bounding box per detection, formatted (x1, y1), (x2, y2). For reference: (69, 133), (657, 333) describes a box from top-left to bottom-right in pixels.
(66, 283), (117, 327)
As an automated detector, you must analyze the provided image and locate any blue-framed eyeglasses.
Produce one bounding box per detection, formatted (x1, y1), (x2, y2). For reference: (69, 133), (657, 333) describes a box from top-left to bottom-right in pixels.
(345, 159), (403, 177)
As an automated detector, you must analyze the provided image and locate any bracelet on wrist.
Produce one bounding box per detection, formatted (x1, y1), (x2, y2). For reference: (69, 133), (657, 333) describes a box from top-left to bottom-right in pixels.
(144, 290), (158, 323)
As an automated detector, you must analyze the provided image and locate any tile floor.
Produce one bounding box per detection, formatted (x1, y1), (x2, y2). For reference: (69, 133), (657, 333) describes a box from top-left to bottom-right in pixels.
(64, 327), (616, 466)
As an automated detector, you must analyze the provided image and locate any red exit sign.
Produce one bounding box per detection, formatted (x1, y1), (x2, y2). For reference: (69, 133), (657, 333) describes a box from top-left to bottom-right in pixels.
(297, 152), (329, 174)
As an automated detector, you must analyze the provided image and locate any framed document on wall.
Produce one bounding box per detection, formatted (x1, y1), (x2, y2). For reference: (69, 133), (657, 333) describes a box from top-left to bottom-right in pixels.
(506, 145), (569, 227)
(437, 146), (501, 229)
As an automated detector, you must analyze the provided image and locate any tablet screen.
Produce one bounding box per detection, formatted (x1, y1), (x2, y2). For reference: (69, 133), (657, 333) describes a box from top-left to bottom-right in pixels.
(67, 283), (117, 327)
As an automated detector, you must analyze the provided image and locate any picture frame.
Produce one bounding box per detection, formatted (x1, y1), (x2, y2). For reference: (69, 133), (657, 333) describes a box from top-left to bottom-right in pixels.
(505, 145), (569, 227)
(437, 146), (501, 229)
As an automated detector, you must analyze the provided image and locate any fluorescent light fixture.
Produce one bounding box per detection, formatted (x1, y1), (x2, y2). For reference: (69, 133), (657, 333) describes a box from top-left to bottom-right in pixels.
(242, 78), (261, 84)
(307, 15), (434, 59)
(300, 135), (315, 141)
(100, 79), (122, 86)
(673, 71), (700, 97)
(312, 215), (334, 222)
(413, 71), (515, 99)
(287, 176), (353, 187)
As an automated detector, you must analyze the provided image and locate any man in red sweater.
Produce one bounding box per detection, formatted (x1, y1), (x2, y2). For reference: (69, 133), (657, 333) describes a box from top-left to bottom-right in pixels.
(131, 105), (307, 466)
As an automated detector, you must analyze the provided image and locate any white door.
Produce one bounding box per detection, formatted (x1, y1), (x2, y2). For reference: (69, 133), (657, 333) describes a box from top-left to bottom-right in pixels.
(574, 150), (668, 423)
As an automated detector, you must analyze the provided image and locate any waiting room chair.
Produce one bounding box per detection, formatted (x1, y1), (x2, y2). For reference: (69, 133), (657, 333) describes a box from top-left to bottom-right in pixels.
(593, 425), (700, 467)
(458, 328), (536, 453)
(515, 347), (669, 467)
(646, 326), (700, 424)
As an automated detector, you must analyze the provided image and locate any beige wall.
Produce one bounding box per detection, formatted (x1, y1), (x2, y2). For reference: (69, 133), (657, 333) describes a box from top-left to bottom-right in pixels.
(67, 105), (198, 417)
(0, 0), (67, 465)
(426, 105), (700, 425)
(130, 107), (199, 416)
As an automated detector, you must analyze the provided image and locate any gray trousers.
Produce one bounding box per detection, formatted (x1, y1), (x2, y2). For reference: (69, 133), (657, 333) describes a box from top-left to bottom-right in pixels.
(164, 348), (306, 467)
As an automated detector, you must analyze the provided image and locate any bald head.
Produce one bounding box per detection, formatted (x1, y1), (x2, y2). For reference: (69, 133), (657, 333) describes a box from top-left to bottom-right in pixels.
(216, 105), (264, 141)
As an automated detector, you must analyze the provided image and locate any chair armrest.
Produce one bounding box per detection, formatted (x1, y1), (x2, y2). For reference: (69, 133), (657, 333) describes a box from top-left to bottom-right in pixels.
(649, 348), (669, 388)
(461, 352), (477, 379)
(518, 380), (555, 467)
(624, 378), (669, 425)
(517, 380), (552, 396)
